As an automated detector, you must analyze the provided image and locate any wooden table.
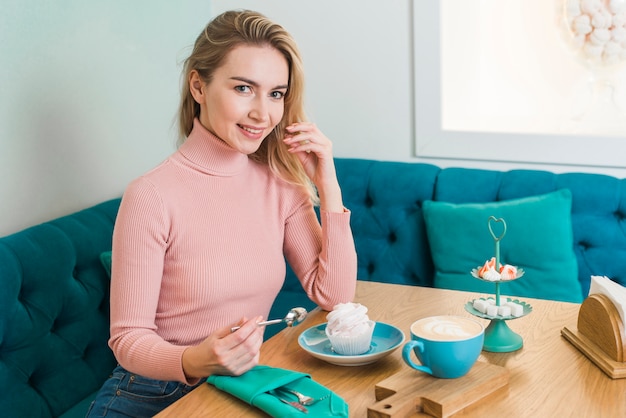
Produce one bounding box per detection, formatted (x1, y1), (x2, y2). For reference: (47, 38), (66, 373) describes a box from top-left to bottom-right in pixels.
(156, 281), (625, 417)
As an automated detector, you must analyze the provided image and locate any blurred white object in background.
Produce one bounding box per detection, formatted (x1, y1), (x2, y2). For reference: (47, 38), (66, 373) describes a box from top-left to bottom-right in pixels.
(559, 0), (626, 134)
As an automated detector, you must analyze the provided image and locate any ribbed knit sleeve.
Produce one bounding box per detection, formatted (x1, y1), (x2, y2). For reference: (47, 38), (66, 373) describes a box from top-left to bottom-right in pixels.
(283, 204), (357, 311)
(109, 176), (192, 383)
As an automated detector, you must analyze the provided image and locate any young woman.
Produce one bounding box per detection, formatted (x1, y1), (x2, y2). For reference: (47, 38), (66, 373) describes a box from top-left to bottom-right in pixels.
(87, 9), (357, 417)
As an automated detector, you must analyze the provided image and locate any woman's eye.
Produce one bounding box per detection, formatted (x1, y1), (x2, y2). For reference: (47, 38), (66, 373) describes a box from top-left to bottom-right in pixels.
(235, 85), (251, 93)
(271, 91), (285, 100)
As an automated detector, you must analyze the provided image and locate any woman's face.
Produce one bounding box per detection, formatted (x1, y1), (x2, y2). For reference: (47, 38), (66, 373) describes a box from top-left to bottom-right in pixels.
(190, 44), (289, 154)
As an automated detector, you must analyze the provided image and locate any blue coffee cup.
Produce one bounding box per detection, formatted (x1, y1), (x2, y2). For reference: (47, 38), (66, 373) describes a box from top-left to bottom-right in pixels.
(402, 315), (484, 379)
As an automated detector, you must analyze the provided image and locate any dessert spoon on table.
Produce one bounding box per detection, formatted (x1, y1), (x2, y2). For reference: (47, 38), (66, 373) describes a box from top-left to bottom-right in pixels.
(230, 307), (308, 332)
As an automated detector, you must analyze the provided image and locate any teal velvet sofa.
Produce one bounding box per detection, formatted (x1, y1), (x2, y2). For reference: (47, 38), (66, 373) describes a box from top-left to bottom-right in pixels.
(2, 158), (626, 417)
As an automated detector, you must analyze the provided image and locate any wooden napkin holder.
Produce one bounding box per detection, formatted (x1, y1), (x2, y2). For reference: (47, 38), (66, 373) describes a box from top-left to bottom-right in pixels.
(561, 293), (626, 379)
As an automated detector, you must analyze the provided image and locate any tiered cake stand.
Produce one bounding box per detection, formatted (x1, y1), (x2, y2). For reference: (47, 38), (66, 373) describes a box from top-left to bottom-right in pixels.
(464, 216), (532, 353)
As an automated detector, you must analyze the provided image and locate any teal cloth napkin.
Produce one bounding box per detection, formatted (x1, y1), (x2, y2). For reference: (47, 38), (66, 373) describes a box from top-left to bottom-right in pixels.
(206, 365), (349, 417)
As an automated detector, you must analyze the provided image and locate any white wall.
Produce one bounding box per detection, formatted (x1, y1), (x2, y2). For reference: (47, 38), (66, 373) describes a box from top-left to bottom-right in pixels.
(2, 0), (626, 236)
(1, 1), (209, 235)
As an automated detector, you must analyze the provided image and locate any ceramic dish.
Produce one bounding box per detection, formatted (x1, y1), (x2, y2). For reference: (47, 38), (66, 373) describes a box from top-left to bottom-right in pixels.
(298, 322), (405, 366)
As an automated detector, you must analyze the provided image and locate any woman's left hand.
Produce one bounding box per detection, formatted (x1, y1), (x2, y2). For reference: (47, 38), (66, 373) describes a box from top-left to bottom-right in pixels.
(283, 122), (344, 212)
(283, 122), (336, 189)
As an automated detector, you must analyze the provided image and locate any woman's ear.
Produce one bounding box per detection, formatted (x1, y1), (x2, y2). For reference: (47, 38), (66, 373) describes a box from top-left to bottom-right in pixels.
(189, 70), (205, 104)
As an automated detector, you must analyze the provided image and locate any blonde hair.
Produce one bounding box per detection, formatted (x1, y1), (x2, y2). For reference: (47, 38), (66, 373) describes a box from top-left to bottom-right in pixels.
(178, 10), (317, 203)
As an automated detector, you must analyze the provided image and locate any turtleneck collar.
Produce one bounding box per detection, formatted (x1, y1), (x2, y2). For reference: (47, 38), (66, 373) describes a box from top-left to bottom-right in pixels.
(177, 118), (249, 176)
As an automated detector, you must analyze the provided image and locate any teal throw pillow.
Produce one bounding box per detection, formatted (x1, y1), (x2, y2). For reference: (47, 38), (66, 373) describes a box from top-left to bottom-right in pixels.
(100, 251), (112, 278)
(423, 189), (582, 303)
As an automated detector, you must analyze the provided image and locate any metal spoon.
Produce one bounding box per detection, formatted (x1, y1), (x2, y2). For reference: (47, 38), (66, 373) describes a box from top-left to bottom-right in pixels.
(230, 307), (308, 332)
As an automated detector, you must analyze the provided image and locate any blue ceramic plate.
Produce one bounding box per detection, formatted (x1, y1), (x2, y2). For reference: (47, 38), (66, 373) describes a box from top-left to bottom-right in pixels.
(298, 322), (405, 366)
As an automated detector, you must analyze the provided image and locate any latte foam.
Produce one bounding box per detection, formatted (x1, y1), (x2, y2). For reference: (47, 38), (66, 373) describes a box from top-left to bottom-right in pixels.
(411, 316), (483, 341)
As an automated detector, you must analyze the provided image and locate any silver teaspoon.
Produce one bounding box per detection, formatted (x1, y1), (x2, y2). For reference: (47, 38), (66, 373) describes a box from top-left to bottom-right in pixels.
(230, 307), (308, 332)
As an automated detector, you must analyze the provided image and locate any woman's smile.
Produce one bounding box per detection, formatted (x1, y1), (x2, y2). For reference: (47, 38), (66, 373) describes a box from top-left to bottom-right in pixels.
(238, 123), (266, 140)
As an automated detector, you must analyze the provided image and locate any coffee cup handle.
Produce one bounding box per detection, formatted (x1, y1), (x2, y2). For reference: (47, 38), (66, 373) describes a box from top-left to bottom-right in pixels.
(402, 341), (433, 375)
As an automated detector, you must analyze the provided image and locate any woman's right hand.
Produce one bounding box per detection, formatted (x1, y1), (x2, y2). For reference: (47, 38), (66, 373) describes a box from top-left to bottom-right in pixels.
(182, 316), (264, 379)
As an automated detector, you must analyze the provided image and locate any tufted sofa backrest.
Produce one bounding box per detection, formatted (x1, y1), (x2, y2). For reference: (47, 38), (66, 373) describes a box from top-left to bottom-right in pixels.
(0, 199), (121, 417)
(334, 159), (440, 286)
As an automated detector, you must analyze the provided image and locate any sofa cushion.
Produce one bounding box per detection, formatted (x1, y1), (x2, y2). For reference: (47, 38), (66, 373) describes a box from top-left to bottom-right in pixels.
(57, 393), (97, 418)
(100, 251), (112, 277)
(423, 189), (582, 303)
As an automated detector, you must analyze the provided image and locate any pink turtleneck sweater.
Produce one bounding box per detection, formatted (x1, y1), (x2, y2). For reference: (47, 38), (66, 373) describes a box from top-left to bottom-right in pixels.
(108, 120), (357, 383)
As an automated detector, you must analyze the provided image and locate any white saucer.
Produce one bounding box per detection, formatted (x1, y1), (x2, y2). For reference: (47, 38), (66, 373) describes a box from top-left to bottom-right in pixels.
(298, 322), (405, 366)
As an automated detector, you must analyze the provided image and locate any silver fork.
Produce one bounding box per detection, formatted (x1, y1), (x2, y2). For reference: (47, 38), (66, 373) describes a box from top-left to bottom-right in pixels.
(273, 392), (309, 413)
(276, 388), (315, 406)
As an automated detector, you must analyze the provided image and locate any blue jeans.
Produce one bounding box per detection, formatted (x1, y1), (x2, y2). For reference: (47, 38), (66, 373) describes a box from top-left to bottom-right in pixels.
(86, 365), (204, 418)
